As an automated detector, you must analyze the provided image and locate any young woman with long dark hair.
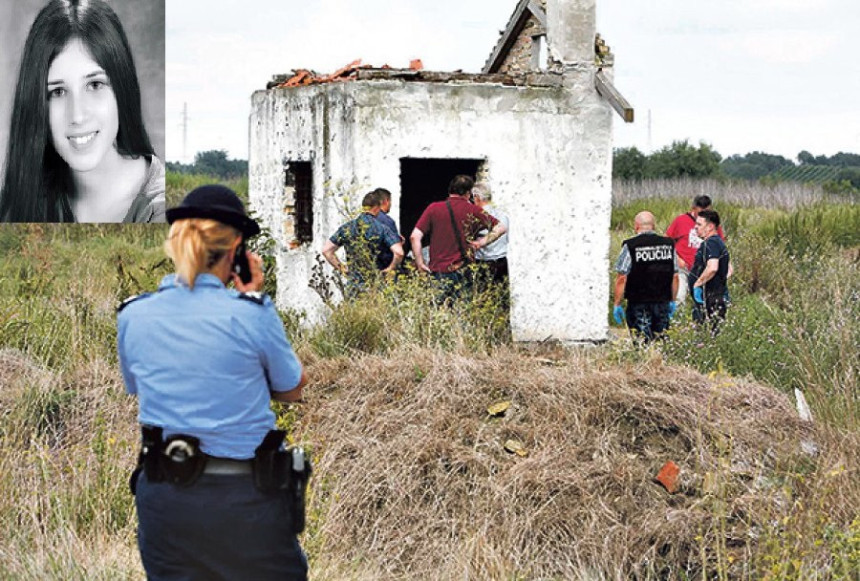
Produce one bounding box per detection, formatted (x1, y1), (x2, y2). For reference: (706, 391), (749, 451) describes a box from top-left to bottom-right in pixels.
(0, 0), (164, 222)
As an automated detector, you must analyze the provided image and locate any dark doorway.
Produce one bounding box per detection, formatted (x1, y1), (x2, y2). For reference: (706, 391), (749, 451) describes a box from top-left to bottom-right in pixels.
(399, 158), (484, 240)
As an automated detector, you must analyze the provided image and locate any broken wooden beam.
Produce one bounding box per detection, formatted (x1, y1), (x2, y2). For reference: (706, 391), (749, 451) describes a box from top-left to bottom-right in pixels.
(595, 70), (634, 123)
(528, 0), (547, 28)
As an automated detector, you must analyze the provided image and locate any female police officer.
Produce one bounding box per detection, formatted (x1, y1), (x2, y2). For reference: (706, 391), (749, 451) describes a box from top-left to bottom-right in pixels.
(117, 185), (308, 580)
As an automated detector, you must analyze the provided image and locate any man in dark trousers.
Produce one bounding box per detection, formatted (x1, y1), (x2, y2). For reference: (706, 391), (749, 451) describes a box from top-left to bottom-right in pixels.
(409, 175), (507, 300)
(690, 209), (731, 335)
(613, 211), (679, 342)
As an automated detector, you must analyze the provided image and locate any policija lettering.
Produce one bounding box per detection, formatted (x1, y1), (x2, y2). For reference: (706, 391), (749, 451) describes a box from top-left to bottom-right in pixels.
(634, 246), (673, 262)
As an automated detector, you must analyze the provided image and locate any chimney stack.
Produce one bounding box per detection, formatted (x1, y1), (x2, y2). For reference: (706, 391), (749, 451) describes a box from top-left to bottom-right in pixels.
(546, 0), (597, 65)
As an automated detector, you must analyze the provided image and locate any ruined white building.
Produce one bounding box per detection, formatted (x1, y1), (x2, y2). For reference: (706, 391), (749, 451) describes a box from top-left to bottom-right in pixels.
(249, 0), (632, 342)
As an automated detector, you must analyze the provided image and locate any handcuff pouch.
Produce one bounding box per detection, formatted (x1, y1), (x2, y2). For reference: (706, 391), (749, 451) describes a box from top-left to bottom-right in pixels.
(161, 434), (207, 487)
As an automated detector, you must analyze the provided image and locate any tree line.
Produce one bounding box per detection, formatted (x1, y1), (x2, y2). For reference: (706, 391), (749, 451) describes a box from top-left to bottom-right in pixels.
(613, 141), (860, 193)
(166, 150), (248, 179)
(169, 145), (859, 195)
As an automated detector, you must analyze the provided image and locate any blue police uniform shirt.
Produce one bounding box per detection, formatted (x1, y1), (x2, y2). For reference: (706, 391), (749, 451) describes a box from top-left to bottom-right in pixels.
(117, 273), (303, 459)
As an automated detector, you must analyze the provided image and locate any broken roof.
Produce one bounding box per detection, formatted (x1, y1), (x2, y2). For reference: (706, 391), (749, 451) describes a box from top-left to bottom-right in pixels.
(274, 59), (423, 88)
(266, 59), (564, 91)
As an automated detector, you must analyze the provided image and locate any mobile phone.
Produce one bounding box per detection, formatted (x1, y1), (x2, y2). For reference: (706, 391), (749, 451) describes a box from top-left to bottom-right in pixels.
(233, 240), (252, 284)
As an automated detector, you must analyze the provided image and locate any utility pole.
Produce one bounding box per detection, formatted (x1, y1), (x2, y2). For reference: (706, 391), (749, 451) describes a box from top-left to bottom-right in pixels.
(181, 102), (189, 163)
(647, 109), (652, 153)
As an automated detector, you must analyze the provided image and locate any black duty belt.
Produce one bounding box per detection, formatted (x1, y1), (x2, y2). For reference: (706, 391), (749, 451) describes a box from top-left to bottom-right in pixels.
(205, 457), (253, 475)
(132, 426), (312, 534)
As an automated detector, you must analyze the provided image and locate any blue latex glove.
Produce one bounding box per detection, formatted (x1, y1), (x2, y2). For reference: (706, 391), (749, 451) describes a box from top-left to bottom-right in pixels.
(613, 305), (625, 325)
(668, 301), (677, 319)
(693, 287), (704, 304)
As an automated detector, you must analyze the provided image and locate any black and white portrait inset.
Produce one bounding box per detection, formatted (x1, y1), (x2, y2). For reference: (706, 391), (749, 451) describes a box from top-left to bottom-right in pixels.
(0, 0), (165, 223)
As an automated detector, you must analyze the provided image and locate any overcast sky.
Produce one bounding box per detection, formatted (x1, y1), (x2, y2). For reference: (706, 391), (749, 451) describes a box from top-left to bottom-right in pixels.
(166, 0), (860, 163)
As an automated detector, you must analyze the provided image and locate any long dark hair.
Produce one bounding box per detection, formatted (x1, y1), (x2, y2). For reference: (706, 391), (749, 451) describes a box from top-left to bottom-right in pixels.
(0, 0), (154, 222)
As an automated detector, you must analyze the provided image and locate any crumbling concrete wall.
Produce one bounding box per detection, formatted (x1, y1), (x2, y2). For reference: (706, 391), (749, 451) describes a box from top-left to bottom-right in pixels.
(249, 75), (613, 342)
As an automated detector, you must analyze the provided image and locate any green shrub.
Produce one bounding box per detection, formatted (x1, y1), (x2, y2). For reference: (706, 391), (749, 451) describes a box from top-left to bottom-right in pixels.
(307, 295), (388, 357)
(660, 295), (795, 389)
(753, 203), (860, 257)
(303, 265), (511, 358)
(166, 171), (248, 208)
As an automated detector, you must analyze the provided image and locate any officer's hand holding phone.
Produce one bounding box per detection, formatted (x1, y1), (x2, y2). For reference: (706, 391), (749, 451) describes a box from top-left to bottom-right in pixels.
(231, 241), (264, 293)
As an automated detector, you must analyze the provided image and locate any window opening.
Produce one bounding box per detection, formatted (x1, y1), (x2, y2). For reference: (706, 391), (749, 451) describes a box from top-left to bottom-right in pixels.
(284, 162), (313, 246)
(532, 34), (547, 71)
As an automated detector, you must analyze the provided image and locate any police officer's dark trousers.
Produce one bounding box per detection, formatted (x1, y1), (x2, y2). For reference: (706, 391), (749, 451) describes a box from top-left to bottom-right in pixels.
(135, 471), (307, 581)
(625, 301), (671, 342)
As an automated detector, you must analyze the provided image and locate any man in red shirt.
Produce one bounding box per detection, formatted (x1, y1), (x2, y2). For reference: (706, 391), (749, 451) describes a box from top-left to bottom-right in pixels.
(409, 175), (507, 299)
(666, 195), (725, 309)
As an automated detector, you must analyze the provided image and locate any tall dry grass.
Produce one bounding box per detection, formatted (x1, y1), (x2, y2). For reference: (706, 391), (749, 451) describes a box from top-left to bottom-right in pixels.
(0, 350), (142, 579)
(1, 225), (165, 579)
(612, 177), (849, 208)
(295, 346), (857, 579)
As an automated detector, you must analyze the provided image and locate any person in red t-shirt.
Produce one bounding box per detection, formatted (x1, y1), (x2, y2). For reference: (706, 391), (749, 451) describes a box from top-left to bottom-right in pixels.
(666, 195), (725, 305)
(409, 175), (507, 299)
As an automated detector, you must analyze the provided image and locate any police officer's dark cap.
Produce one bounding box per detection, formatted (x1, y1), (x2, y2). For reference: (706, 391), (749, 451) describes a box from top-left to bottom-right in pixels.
(166, 185), (260, 238)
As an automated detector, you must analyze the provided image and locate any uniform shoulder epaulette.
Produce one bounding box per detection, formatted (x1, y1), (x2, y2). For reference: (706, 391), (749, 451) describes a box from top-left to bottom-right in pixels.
(236, 291), (267, 305)
(117, 292), (153, 313)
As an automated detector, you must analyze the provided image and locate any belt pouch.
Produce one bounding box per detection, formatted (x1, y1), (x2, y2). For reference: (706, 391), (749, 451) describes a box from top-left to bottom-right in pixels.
(162, 434), (206, 486)
(130, 426), (165, 495)
(141, 425), (165, 482)
(253, 430), (289, 493)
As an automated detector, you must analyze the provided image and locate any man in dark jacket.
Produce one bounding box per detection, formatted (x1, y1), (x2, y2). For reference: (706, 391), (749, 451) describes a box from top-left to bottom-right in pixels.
(613, 211), (679, 342)
(690, 209), (731, 335)
(322, 191), (403, 296)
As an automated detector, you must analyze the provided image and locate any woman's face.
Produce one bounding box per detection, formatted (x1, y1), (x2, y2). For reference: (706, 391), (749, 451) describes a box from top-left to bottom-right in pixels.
(47, 39), (119, 174)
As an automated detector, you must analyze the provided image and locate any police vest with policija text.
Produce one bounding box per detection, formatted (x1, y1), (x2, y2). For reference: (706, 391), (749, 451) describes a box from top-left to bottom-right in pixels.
(623, 234), (675, 303)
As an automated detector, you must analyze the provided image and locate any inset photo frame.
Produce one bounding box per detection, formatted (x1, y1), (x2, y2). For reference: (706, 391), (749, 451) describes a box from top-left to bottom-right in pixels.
(0, 0), (165, 223)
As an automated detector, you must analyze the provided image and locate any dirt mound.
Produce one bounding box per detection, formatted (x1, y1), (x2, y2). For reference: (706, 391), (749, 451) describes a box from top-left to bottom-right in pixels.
(297, 346), (846, 579)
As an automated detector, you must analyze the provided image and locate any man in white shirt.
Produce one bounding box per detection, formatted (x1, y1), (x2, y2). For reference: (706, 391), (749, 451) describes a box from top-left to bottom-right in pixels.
(471, 182), (509, 285)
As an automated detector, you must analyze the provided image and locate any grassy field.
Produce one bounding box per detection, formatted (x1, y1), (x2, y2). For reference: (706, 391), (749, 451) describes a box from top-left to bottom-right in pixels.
(0, 177), (857, 579)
